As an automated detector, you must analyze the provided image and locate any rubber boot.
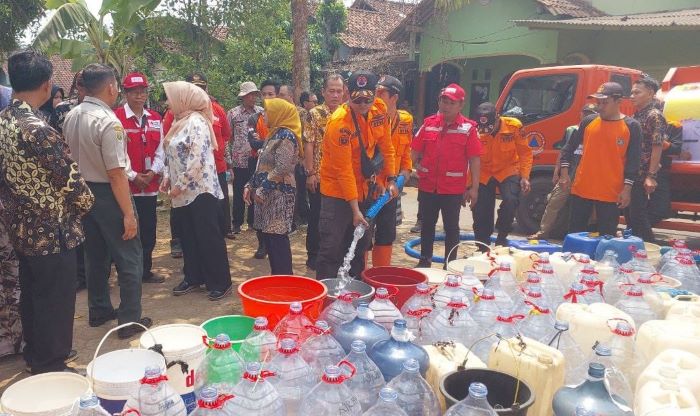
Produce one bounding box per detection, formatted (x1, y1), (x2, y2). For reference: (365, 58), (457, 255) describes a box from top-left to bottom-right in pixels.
(372, 245), (393, 267)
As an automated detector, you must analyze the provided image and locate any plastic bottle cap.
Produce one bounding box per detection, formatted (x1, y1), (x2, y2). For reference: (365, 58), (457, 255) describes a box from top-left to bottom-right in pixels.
(199, 386), (219, 402)
(526, 273), (541, 283)
(350, 340), (366, 352)
(527, 287), (543, 297)
(605, 250), (616, 256)
(144, 366), (162, 378)
(446, 275), (461, 287)
(480, 288), (495, 300)
(403, 359), (420, 372)
(379, 387), (399, 402)
(394, 319), (407, 329)
(245, 361), (261, 375)
(581, 265), (597, 273)
(673, 240), (687, 249)
(588, 362), (606, 378)
(570, 282), (586, 293)
(554, 320), (570, 330)
(253, 316), (269, 330)
(578, 255), (591, 263)
(594, 344), (612, 357)
(613, 322), (634, 336)
(357, 302), (372, 319)
(315, 320), (331, 331)
(214, 333), (232, 348)
(625, 286), (643, 297)
(468, 382), (489, 398)
(279, 338), (297, 353)
(376, 287), (391, 299)
(416, 283), (430, 294)
(79, 394), (100, 408)
(323, 365), (342, 381)
(290, 302), (303, 314)
(620, 266), (634, 274)
(679, 257), (693, 265)
(541, 265), (554, 274)
(499, 262), (512, 271)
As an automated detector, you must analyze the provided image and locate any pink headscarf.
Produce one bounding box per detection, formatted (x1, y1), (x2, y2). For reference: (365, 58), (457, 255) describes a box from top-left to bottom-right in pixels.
(162, 81), (218, 150)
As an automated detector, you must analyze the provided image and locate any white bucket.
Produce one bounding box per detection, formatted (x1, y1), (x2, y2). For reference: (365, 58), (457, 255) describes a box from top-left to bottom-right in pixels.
(139, 324), (207, 413)
(1, 372), (89, 416)
(87, 323), (166, 415)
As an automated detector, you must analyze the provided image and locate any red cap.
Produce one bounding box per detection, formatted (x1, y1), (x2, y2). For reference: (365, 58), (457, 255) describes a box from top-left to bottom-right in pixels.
(440, 83), (465, 101)
(122, 72), (149, 89)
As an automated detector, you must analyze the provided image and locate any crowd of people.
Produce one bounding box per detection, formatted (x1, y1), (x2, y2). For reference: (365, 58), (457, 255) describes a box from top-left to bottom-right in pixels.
(0, 48), (671, 375)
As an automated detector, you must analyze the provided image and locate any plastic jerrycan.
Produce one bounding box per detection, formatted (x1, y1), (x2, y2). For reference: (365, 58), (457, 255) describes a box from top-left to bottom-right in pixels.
(488, 336), (565, 416)
(636, 349), (700, 403)
(666, 301), (700, 322)
(555, 303), (635, 351)
(658, 292), (700, 315)
(636, 319), (700, 364)
(424, 343), (487, 412)
(635, 368), (700, 416)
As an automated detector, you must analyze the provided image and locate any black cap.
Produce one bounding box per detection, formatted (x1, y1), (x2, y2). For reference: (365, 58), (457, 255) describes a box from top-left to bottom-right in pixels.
(185, 73), (208, 87)
(588, 82), (623, 99)
(348, 70), (378, 99)
(377, 75), (402, 95)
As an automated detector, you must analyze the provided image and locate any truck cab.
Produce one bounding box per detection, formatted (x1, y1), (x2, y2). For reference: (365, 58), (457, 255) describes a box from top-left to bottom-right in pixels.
(495, 65), (700, 234)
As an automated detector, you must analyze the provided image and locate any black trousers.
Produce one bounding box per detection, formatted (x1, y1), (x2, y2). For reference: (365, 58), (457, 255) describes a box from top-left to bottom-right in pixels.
(316, 195), (372, 280)
(624, 181), (655, 242)
(295, 165), (309, 224)
(134, 195), (157, 278)
(18, 248), (77, 373)
(472, 175), (521, 246)
(419, 191), (462, 264)
(218, 172), (231, 234)
(76, 243), (86, 287)
(306, 185), (321, 263)
(177, 193), (231, 292)
(170, 207), (182, 241)
(648, 169), (671, 226)
(232, 157), (257, 228)
(374, 198), (398, 246)
(263, 233), (293, 275)
(569, 195), (620, 236)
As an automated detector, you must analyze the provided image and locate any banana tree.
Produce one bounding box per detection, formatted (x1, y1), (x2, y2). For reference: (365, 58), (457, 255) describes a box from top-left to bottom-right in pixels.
(32, 0), (162, 77)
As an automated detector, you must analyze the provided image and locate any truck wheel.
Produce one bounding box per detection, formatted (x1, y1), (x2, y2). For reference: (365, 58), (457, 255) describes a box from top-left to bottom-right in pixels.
(516, 175), (554, 235)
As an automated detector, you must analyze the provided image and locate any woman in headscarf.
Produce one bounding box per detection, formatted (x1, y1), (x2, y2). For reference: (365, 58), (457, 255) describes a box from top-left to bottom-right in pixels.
(38, 85), (64, 128)
(160, 81), (232, 301)
(244, 98), (301, 275)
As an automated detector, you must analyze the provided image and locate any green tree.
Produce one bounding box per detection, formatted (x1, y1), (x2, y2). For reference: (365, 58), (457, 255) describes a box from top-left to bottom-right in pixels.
(309, 0), (346, 91)
(32, 0), (162, 77)
(0, 0), (45, 56)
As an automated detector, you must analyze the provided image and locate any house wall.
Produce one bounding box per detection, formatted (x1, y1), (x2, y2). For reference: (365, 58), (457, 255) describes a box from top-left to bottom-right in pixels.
(557, 30), (700, 80)
(590, 0), (700, 15)
(418, 0), (559, 72)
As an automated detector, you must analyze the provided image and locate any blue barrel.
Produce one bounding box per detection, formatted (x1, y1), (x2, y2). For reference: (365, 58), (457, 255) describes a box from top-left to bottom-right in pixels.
(509, 239), (562, 253)
(594, 232), (644, 264)
(563, 232), (602, 258)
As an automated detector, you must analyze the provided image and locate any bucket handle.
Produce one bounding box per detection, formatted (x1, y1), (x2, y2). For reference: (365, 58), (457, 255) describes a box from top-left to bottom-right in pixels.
(90, 322), (159, 392)
(446, 240), (492, 274)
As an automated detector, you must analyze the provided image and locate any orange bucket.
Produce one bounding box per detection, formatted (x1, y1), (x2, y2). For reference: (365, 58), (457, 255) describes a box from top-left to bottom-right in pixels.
(361, 266), (428, 308)
(238, 275), (328, 328)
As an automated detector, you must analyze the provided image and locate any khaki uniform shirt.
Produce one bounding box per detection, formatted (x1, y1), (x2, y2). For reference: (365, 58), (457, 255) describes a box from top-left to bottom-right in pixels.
(63, 96), (131, 183)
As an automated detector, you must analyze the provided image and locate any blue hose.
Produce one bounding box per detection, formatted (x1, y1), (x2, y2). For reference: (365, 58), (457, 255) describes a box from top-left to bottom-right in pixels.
(404, 233), (480, 264)
(365, 175), (406, 220)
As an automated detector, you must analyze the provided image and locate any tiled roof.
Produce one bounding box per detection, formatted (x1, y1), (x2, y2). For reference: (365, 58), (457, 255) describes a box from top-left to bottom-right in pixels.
(50, 55), (76, 94)
(535, 0), (604, 18)
(514, 8), (700, 30)
(340, 0), (416, 51)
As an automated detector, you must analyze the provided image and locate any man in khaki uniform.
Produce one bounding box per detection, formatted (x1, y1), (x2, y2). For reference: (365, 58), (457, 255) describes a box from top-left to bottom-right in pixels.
(63, 64), (151, 340)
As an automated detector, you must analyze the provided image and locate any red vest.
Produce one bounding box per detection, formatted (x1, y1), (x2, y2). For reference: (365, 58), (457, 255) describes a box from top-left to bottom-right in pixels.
(114, 106), (163, 195)
(412, 113), (481, 195)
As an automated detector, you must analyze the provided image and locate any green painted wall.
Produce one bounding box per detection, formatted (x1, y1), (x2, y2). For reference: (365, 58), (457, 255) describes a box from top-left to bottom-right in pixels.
(591, 0), (700, 15)
(557, 30), (700, 80)
(418, 0), (558, 71)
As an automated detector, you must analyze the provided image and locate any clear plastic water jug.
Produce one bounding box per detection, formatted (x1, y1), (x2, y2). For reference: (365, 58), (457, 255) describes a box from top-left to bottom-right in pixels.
(470, 288), (503, 332)
(267, 338), (316, 416)
(587, 343), (635, 407)
(344, 340), (385, 412)
(190, 387), (234, 415)
(196, 333), (245, 396)
(369, 319), (430, 381)
(563, 282), (598, 305)
(662, 256), (700, 294)
(434, 275), (471, 309)
(386, 359), (441, 416)
(300, 320), (346, 377)
(517, 294), (556, 343)
(400, 283), (434, 343)
(334, 302), (390, 353)
(482, 270), (515, 313)
(319, 291), (360, 330)
(613, 285), (659, 327)
(444, 382), (497, 416)
(123, 366), (188, 416)
(362, 387), (409, 416)
(603, 264), (636, 306)
(369, 287), (404, 332)
(298, 362), (363, 416)
(491, 261), (519, 297)
(545, 320), (589, 386)
(226, 361), (286, 415)
(625, 250), (655, 274)
(239, 316), (278, 363)
(71, 394), (110, 416)
(273, 301), (315, 343)
(422, 296), (480, 346)
(658, 239), (688, 270)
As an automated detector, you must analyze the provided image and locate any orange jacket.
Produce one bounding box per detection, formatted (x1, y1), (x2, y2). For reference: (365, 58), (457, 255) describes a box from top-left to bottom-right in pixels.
(478, 116), (532, 184)
(391, 109), (413, 174)
(320, 100), (396, 202)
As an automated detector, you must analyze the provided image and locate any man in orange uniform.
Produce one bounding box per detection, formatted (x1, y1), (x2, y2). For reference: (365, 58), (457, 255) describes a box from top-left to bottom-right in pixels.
(316, 71), (397, 279)
(473, 102), (533, 248)
(369, 75), (412, 266)
(560, 82), (642, 236)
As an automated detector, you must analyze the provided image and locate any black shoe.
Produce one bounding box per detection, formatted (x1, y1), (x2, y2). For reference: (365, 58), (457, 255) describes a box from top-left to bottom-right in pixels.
(142, 273), (165, 284)
(416, 258), (431, 268)
(64, 349), (78, 364)
(495, 235), (509, 247)
(208, 285), (232, 301)
(117, 317), (153, 340)
(410, 221), (422, 233)
(173, 280), (201, 296)
(306, 258), (317, 271)
(170, 240), (183, 258)
(89, 310), (117, 327)
(232, 225), (242, 234)
(254, 246), (267, 259)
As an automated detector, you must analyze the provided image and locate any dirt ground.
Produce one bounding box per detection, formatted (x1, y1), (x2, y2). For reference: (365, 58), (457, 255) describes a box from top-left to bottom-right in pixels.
(0, 186), (696, 392)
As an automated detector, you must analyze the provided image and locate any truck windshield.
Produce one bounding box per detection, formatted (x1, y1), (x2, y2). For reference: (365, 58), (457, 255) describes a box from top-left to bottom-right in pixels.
(502, 74), (578, 124)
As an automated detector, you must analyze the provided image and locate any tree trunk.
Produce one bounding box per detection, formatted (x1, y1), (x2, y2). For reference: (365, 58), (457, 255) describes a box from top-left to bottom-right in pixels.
(291, 0), (310, 103)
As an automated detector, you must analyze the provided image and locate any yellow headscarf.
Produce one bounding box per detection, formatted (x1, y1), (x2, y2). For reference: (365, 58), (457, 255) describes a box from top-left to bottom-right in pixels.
(263, 98), (303, 156)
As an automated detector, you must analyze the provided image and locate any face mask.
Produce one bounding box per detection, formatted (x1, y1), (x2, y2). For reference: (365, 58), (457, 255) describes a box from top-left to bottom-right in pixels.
(477, 112), (496, 134)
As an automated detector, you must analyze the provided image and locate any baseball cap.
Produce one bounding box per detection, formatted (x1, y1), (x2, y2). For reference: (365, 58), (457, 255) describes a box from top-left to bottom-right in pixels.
(377, 75), (403, 95)
(238, 81), (260, 97)
(186, 73), (208, 87)
(122, 72), (148, 89)
(348, 70), (378, 100)
(440, 83), (465, 101)
(588, 82), (624, 99)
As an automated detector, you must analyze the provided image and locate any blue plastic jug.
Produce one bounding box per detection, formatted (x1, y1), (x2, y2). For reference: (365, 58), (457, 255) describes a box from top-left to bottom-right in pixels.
(563, 232), (602, 258)
(368, 319), (429, 382)
(552, 363), (633, 416)
(594, 231), (645, 264)
(509, 239), (562, 254)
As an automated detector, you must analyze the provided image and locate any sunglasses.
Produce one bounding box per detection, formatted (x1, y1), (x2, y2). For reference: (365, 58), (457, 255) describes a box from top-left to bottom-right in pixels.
(351, 96), (374, 105)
